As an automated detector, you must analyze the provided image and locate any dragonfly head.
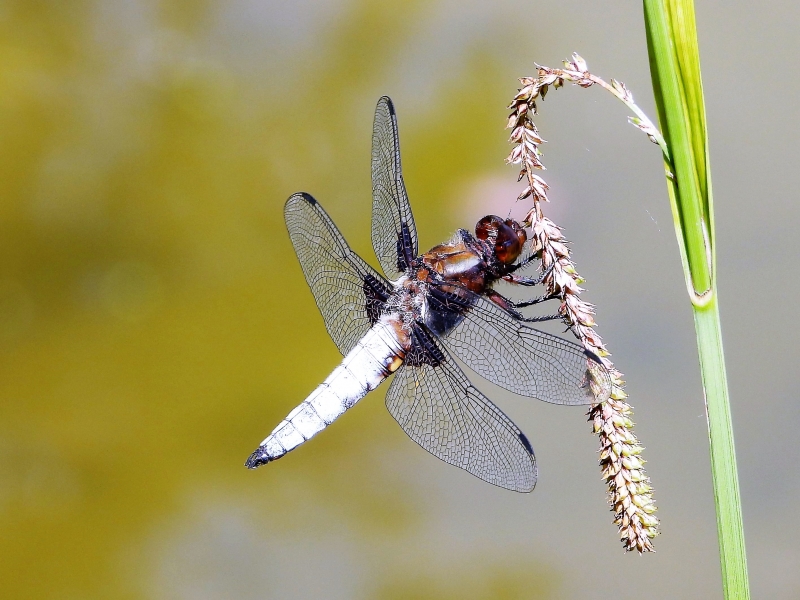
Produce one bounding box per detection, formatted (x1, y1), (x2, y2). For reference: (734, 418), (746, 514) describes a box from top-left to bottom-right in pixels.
(475, 215), (527, 265)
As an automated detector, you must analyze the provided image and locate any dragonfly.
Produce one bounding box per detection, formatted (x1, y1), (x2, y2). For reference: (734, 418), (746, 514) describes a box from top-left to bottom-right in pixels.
(246, 97), (611, 492)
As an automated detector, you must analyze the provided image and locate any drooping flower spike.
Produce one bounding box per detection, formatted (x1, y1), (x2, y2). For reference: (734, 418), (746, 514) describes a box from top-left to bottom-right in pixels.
(506, 54), (660, 553)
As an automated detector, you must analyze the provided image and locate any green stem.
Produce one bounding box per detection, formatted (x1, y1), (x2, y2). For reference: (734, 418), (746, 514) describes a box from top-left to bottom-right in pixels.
(643, 1), (750, 597)
(694, 299), (749, 599)
(643, 0), (711, 299)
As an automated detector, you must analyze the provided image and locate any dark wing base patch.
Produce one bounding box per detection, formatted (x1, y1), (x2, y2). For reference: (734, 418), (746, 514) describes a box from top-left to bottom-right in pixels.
(424, 284), (473, 338)
(396, 221), (415, 272)
(405, 324), (445, 368)
(363, 273), (391, 325)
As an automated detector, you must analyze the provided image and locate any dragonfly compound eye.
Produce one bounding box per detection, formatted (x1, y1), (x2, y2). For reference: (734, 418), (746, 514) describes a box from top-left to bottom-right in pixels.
(505, 218), (527, 250)
(474, 215), (505, 241)
(493, 221), (523, 264)
(475, 215), (524, 264)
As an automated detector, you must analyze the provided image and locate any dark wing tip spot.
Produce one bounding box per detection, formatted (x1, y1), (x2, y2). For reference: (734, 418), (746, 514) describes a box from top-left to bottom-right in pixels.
(245, 448), (272, 469)
(297, 192), (317, 205)
(583, 348), (603, 365)
(518, 432), (534, 456)
(378, 95), (396, 115)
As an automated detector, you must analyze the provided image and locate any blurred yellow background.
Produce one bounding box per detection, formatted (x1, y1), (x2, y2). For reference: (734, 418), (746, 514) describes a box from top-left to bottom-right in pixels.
(1, 1), (797, 598)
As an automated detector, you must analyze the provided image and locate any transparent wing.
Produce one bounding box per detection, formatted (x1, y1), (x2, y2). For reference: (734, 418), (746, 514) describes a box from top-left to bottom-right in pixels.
(386, 328), (537, 493)
(429, 285), (612, 405)
(285, 192), (392, 356)
(371, 96), (418, 278)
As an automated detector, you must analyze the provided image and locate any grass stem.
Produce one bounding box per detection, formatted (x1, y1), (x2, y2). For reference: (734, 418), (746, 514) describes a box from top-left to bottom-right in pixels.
(643, 1), (750, 596)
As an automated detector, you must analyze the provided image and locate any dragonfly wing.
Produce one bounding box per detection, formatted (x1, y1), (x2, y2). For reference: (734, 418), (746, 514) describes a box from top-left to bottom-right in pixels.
(371, 96), (418, 278)
(385, 324), (537, 492)
(429, 285), (611, 405)
(285, 192), (392, 356)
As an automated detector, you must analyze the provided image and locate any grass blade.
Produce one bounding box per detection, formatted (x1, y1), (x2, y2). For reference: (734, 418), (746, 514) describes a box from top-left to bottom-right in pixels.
(643, 1), (750, 597)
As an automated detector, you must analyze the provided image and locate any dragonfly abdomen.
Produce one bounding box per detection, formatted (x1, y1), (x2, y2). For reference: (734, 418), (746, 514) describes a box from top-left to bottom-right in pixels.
(245, 315), (408, 468)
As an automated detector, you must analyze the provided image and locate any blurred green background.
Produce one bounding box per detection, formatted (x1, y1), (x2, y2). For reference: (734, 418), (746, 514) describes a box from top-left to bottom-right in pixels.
(1, 1), (797, 598)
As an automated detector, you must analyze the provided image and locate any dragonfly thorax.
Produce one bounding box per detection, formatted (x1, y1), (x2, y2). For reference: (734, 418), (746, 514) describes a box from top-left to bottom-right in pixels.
(418, 230), (489, 294)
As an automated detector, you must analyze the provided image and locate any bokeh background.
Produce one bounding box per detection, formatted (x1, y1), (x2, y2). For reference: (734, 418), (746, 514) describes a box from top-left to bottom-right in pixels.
(1, 1), (797, 598)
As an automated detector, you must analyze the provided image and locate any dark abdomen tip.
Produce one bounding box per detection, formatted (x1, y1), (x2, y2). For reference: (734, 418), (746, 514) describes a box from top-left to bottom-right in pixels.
(245, 448), (272, 469)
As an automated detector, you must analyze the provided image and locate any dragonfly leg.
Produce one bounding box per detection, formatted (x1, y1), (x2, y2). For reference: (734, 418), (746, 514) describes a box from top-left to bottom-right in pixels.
(507, 251), (541, 273)
(513, 292), (559, 308)
(515, 313), (564, 323)
(487, 290), (564, 323)
(502, 261), (556, 286)
(486, 289), (516, 312)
